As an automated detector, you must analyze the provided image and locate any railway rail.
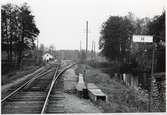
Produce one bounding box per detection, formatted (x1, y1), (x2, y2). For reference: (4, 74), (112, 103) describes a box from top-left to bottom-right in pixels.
(42, 63), (76, 113)
(1, 64), (54, 100)
(1, 62), (76, 114)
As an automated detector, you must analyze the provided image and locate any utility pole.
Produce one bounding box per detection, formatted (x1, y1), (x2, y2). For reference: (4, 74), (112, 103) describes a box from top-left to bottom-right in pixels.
(149, 43), (155, 112)
(36, 37), (39, 64)
(132, 35), (154, 112)
(84, 21), (88, 92)
(86, 21), (88, 55)
(94, 41), (96, 60)
(37, 37), (39, 50)
(91, 40), (93, 60)
(55, 47), (56, 57)
(80, 40), (82, 51)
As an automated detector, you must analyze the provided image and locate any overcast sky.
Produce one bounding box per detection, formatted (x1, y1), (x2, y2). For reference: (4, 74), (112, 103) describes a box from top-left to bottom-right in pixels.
(2, 0), (166, 51)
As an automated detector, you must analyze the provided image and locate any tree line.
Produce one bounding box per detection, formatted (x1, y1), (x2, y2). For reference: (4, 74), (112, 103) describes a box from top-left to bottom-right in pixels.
(99, 11), (165, 73)
(1, 3), (40, 70)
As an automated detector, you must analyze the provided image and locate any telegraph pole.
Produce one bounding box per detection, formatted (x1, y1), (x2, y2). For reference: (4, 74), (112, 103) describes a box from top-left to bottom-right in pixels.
(132, 35), (154, 112)
(80, 40), (82, 51)
(37, 37), (39, 50)
(149, 43), (155, 112)
(84, 21), (88, 93)
(94, 41), (96, 60)
(36, 37), (39, 64)
(86, 21), (88, 55)
(91, 40), (94, 60)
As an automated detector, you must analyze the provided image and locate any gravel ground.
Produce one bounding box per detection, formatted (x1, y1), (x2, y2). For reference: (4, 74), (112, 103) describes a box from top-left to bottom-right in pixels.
(63, 63), (102, 113)
(64, 93), (102, 113)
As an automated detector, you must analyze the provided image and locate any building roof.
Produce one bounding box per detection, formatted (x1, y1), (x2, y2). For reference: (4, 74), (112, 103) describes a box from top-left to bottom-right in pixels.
(42, 53), (53, 59)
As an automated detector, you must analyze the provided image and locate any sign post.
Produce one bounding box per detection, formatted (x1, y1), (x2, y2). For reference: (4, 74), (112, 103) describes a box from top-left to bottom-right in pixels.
(132, 35), (153, 43)
(132, 35), (153, 112)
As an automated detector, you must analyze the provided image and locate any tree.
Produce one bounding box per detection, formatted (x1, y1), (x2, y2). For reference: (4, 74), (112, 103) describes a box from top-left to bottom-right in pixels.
(148, 11), (165, 72)
(126, 12), (150, 35)
(1, 3), (20, 63)
(1, 3), (40, 68)
(125, 11), (165, 73)
(99, 16), (134, 62)
(17, 3), (39, 67)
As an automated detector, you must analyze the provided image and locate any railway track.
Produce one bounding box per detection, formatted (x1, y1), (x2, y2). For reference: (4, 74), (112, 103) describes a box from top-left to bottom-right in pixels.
(41, 63), (76, 113)
(41, 70), (65, 113)
(1, 64), (54, 100)
(1, 63), (76, 114)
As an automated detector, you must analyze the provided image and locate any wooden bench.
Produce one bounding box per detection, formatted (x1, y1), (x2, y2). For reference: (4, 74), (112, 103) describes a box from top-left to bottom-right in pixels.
(87, 83), (108, 102)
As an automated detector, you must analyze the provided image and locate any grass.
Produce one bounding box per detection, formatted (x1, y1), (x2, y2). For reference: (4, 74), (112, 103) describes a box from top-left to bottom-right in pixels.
(75, 63), (149, 113)
(2, 65), (40, 85)
(1, 58), (44, 85)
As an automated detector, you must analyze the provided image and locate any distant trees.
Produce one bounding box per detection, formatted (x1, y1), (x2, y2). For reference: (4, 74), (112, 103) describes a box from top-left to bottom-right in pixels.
(1, 3), (40, 69)
(39, 44), (46, 55)
(99, 11), (165, 72)
(48, 45), (56, 56)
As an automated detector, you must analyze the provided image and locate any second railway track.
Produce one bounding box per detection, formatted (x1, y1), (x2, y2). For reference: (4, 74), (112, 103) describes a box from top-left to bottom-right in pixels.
(2, 63), (75, 114)
(41, 70), (65, 113)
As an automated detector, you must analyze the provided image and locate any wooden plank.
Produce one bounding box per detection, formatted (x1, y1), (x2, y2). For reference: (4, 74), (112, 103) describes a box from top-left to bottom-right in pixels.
(87, 83), (99, 89)
(87, 83), (108, 102)
(88, 89), (106, 96)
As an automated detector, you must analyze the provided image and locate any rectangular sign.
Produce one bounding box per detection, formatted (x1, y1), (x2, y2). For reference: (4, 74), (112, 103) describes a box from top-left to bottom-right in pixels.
(133, 35), (153, 43)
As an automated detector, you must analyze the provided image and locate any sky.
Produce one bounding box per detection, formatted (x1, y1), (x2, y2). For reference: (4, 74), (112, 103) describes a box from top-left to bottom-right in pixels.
(1, 0), (166, 51)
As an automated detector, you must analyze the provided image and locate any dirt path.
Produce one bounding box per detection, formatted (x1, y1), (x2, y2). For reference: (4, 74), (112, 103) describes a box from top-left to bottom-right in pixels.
(64, 93), (102, 113)
(62, 62), (102, 113)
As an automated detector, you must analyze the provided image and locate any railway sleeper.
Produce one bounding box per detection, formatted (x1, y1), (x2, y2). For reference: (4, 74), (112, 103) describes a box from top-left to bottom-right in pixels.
(46, 108), (65, 113)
